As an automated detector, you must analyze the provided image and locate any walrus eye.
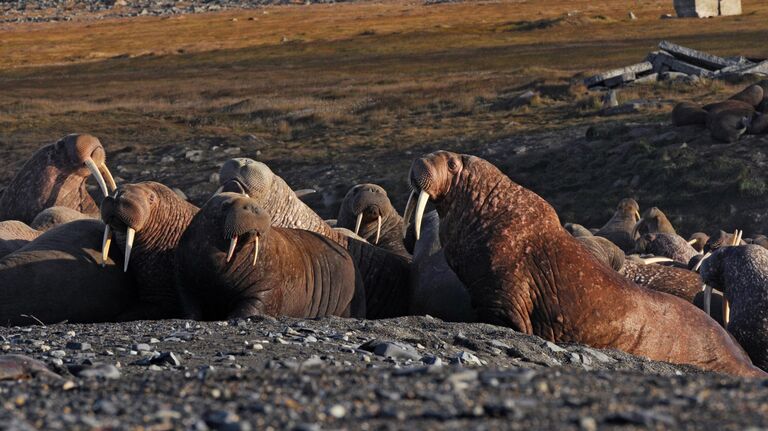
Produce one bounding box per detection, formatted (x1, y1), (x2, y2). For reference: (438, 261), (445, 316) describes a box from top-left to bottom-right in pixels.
(448, 159), (459, 172)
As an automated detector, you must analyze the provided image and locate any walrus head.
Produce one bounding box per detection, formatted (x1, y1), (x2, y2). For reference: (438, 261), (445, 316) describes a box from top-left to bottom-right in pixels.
(217, 193), (271, 266)
(0, 134), (117, 224)
(688, 232), (710, 253)
(403, 150), (466, 239)
(615, 198), (641, 222)
(337, 184), (392, 244)
(218, 158), (274, 203)
(632, 206), (675, 239)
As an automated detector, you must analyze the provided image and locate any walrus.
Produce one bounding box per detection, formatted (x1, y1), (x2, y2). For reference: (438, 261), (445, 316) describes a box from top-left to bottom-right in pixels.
(752, 235), (768, 250)
(100, 181), (198, 319)
(176, 193), (365, 320)
(0, 221), (41, 260)
(0, 219), (136, 326)
(577, 236), (625, 272)
(336, 183), (409, 257)
(704, 100), (755, 143)
(564, 223), (593, 238)
(688, 232), (709, 253)
(594, 198), (640, 253)
(634, 232), (698, 265)
(579, 234), (701, 302)
(408, 210), (474, 322)
(0, 134), (116, 224)
(728, 84), (765, 108)
(30, 206), (93, 231)
(704, 230), (746, 253)
(218, 158), (411, 319)
(672, 102), (708, 126)
(633, 207), (676, 238)
(700, 245), (768, 371)
(405, 150), (763, 377)
(748, 112), (768, 135)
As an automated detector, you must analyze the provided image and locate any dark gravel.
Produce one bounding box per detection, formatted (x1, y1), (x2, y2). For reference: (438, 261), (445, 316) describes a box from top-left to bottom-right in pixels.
(2, 316), (768, 429)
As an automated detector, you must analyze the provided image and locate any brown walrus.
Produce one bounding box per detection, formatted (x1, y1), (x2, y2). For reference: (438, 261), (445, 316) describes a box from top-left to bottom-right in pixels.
(594, 198), (640, 253)
(700, 245), (768, 371)
(634, 232), (698, 265)
(0, 134), (116, 224)
(30, 206), (93, 231)
(0, 219), (136, 326)
(218, 158), (411, 319)
(100, 181), (198, 319)
(688, 232), (709, 253)
(704, 100), (755, 143)
(672, 102), (708, 126)
(336, 183), (409, 257)
(0, 221), (41, 260)
(176, 193), (365, 320)
(633, 206), (676, 238)
(728, 84), (765, 108)
(405, 150), (764, 377)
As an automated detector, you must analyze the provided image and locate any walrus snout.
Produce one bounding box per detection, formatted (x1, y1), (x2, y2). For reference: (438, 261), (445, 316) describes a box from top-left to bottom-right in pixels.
(99, 184), (155, 271)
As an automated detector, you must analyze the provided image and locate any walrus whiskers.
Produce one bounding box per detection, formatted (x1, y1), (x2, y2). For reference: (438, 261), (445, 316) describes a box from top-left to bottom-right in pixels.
(123, 227), (135, 273)
(227, 235), (238, 263)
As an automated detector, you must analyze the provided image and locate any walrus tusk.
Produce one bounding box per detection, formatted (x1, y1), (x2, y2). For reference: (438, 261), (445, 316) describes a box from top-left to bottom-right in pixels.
(640, 256), (674, 265)
(100, 163), (117, 192)
(693, 251), (712, 272)
(688, 239), (698, 246)
(402, 190), (416, 238)
(414, 189), (429, 241)
(375, 215), (382, 244)
(227, 235), (238, 263)
(84, 158), (110, 197)
(252, 236), (259, 266)
(732, 229), (742, 246)
(723, 296), (731, 326)
(635, 210), (641, 222)
(214, 186), (224, 195)
(703, 284), (712, 316)
(101, 225), (112, 267)
(294, 189), (316, 198)
(124, 227), (135, 273)
(354, 213), (363, 236)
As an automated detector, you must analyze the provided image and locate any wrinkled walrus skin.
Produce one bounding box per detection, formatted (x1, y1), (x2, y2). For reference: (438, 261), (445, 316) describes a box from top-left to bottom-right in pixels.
(0, 219), (136, 326)
(407, 150), (764, 377)
(0, 221), (41, 260)
(336, 183), (409, 257)
(0, 134), (115, 224)
(176, 193), (365, 320)
(218, 158), (411, 319)
(700, 245), (768, 372)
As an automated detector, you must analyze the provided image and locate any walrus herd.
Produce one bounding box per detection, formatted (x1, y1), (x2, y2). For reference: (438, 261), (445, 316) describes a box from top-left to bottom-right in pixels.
(1, 135), (768, 379)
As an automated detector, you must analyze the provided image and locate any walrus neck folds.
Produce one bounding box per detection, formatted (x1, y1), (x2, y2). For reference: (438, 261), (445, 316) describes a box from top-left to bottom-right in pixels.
(117, 189), (198, 308)
(262, 176), (339, 240)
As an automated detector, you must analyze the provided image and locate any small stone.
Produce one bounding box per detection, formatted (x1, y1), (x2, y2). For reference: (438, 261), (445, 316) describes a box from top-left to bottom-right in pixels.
(148, 364), (163, 371)
(50, 350), (66, 358)
(132, 343), (151, 352)
(152, 352), (182, 367)
(359, 340), (420, 361)
(160, 155), (175, 164)
(62, 381), (76, 390)
(185, 150), (204, 163)
(65, 342), (91, 351)
(421, 355), (442, 366)
(579, 416), (598, 431)
(209, 172), (221, 184)
(543, 341), (567, 354)
(328, 404), (346, 419)
(628, 11), (637, 20)
(78, 364), (121, 379)
(454, 351), (482, 366)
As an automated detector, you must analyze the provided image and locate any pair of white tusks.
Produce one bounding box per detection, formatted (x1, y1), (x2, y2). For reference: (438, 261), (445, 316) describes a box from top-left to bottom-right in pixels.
(101, 225), (134, 272)
(226, 235), (260, 266)
(85, 158), (117, 198)
(402, 189), (429, 241)
(213, 186), (250, 198)
(700, 229), (741, 321)
(354, 213), (382, 244)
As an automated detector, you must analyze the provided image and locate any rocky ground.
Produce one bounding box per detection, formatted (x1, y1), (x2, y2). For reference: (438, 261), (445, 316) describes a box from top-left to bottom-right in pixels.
(2, 316), (768, 430)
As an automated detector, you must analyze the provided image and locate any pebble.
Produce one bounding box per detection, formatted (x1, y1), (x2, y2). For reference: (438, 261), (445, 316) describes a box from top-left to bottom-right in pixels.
(77, 364), (121, 379)
(454, 351), (483, 366)
(50, 350), (66, 358)
(328, 404), (346, 419)
(359, 339), (420, 361)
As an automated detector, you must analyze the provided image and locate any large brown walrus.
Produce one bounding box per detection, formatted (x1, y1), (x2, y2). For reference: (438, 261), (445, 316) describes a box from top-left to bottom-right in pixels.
(218, 158), (411, 319)
(0, 220), (136, 326)
(176, 193), (365, 320)
(700, 245), (768, 371)
(0, 134), (116, 224)
(405, 150), (764, 377)
(336, 184), (409, 257)
(594, 198), (640, 253)
(634, 232), (698, 265)
(705, 100), (755, 143)
(30, 206), (93, 231)
(100, 181), (198, 319)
